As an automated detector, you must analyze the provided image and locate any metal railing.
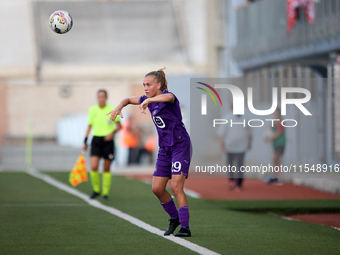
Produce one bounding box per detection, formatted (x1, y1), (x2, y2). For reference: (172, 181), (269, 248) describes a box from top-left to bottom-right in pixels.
(232, 0), (340, 68)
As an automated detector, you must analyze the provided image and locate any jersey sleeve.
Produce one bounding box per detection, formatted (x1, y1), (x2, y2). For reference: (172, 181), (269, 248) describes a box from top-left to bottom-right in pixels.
(87, 107), (94, 125)
(139, 95), (147, 104)
(163, 90), (178, 103)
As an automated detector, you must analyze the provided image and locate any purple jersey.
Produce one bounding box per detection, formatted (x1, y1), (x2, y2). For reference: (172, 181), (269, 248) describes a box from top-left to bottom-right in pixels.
(139, 90), (190, 147)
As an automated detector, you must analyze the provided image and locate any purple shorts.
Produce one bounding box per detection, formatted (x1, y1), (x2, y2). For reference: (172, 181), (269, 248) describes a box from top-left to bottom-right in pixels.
(154, 138), (192, 179)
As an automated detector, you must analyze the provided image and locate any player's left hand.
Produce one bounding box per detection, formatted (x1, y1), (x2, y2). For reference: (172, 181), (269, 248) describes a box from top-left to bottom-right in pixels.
(107, 107), (123, 121)
(139, 99), (149, 114)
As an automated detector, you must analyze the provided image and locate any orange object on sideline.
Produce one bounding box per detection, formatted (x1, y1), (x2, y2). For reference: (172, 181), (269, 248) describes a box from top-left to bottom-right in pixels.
(123, 131), (139, 148)
(120, 119), (139, 148)
(69, 154), (88, 187)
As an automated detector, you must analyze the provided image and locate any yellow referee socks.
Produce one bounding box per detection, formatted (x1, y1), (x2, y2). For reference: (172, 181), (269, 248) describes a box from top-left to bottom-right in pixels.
(102, 172), (112, 196)
(90, 170), (100, 193)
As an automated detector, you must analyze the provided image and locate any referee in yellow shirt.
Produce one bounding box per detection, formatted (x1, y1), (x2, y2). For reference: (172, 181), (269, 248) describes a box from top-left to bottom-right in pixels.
(83, 89), (122, 200)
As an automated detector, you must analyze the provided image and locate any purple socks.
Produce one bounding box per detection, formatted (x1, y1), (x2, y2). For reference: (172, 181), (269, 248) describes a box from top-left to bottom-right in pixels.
(161, 200), (190, 229)
(161, 199), (178, 219)
(178, 206), (190, 229)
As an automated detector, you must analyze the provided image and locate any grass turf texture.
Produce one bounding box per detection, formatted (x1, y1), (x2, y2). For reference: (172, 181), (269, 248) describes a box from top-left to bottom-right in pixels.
(1, 171), (340, 255)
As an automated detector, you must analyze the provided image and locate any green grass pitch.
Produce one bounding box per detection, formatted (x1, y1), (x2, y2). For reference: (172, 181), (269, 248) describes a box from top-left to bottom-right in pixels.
(1, 171), (340, 255)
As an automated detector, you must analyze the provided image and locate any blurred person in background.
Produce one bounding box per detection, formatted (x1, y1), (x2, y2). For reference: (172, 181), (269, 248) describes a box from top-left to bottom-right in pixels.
(120, 116), (140, 165)
(137, 127), (157, 165)
(219, 106), (252, 192)
(83, 89), (122, 200)
(265, 107), (286, 184)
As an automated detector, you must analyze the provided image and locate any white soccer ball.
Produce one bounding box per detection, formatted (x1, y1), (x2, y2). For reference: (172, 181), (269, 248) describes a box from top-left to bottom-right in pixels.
(49, 10), (73, 34)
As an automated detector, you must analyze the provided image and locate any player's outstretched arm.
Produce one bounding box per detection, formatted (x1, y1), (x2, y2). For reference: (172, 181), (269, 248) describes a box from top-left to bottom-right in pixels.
(150, 93), (175, 103)
(107, 96), (139, 121)
(140, 94), (175, 114)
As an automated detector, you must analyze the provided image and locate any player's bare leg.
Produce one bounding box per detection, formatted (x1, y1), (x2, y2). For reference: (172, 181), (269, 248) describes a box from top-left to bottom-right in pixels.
(171, 173), (187, 208)
(103, 159), (111, 172)
(172, 173), (191, 237)
(91, 156), (100, 171)
(152, 176), (180, 235)
(152, 176), (171, 203)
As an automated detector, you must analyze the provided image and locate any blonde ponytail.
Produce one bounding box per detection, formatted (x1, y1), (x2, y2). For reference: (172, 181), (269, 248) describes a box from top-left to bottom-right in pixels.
(145, 67), (168, 91)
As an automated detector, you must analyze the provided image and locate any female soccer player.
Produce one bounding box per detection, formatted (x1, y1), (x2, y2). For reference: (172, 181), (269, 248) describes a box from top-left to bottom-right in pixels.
(107, 68), (192, 237)
(83, 89), (122, 200)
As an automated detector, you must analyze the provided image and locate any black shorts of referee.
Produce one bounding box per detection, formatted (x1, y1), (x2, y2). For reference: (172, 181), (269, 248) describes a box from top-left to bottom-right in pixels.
(90, 136), (115, 161)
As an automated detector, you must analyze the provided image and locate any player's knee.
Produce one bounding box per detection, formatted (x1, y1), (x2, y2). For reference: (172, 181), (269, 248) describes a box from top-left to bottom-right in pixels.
(152, 186), (165, 197)
(171, 182), (183, 196)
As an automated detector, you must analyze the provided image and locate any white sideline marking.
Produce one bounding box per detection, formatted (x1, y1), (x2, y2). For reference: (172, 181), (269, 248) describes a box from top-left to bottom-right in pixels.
(184, 189), (201, 199)
(27, 169), (220, 255)
(280, 216), (300, 222)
